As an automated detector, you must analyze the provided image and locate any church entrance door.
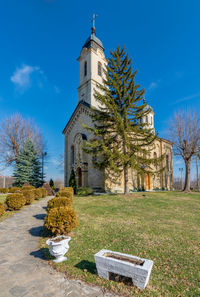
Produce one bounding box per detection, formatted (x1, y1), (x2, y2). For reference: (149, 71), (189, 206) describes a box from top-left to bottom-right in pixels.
(77, 167), (82, 187)
(145, 173), (150, 190)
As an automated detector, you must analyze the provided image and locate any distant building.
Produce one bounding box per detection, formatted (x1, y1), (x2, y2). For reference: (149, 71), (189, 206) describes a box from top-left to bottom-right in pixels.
(0, 176), (14, 188)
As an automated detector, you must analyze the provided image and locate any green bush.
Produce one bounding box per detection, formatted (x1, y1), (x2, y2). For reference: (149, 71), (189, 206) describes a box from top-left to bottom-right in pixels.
(77, 187), (93, 196)
(8, 187), (21, 193)
(33, 188), (43, 200)
(59, 187), (74, 196)
(47, 197), (72, 212)
(44, 206), (78, 235)
(69, 169), (77, 194)
(21, 190), (35, 205)
(49, 178), (55, 189)
(56, 190), (73, 202)
(0, 188), (8, 193)
(22, 185), (35, 190)
(0, 202), (5, 216)
(5, 193), (26, 210)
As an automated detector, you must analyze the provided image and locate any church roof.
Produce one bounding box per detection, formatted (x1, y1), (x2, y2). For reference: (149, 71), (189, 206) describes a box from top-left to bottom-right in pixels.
(82, 33), (104, 51)
(62, 100), (90, 134)
(144, 104), (154, 112)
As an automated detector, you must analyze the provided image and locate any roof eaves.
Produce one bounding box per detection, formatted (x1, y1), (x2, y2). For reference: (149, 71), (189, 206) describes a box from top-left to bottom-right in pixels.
(62, 101), (91, 134)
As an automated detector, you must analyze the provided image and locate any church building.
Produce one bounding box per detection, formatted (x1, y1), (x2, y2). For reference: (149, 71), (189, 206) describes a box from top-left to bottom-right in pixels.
(63, 24), (173, 192)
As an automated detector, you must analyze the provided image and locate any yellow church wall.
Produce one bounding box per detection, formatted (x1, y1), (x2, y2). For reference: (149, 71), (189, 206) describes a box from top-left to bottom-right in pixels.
(104, 138), (173, 193)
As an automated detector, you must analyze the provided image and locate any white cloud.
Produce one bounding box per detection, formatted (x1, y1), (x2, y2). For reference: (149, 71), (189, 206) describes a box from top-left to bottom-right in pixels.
(54, 85), (61, 94)
(173, 158), (184, 166)
(11, 64), (40, 92)
(173, 92), (200, 105)
(149, 82), (157, 89)
(49, 157), (60, 166)
(148, 82), (158, 91)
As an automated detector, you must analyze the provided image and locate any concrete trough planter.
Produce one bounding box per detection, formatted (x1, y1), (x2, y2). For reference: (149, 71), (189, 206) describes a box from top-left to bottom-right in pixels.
(94, 249), (153, 289)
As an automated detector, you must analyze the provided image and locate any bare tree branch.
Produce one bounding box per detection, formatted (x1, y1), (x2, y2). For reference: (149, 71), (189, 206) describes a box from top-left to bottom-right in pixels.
(169, 110), (200, 191)
(0, 113), (45, 167)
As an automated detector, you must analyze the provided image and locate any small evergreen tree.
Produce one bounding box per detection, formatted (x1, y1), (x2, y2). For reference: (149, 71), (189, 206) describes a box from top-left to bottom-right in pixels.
(49, 178), (55, 189)
(31, 154), (43, 188)
(69, 168), (77, 194)
(13, 138), (43, 187)
(83, 46), (164, 194)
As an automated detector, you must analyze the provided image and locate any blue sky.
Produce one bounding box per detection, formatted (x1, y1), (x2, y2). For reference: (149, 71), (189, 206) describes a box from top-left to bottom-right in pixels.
(0, 0), (200, 180)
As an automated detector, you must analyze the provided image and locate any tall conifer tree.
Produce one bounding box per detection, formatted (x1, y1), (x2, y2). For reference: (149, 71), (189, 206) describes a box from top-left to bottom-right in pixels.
(84, 46), (163, 194)
(14, 138), (42, 187)
(69, 168), (77, 194)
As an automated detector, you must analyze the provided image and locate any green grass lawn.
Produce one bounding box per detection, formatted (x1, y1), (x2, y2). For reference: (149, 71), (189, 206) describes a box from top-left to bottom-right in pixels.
(41, 191), (200, 296)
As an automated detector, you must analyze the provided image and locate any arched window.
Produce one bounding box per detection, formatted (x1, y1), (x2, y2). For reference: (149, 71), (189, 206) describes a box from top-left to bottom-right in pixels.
(151, 116), (153, 125)
(154, 152), (157, 169)
(146, 116), (148, 123)
(166, 155), (169, 171)
(98, 62), (102, 76)
(77, 167), (82, 187)
(71, 145), (74, 165)
(84, 61), (87, 76)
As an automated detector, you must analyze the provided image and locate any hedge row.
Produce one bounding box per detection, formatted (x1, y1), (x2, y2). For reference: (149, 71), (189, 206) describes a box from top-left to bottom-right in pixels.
(0, 202), (5, 216)
(0, 186), (48, 215)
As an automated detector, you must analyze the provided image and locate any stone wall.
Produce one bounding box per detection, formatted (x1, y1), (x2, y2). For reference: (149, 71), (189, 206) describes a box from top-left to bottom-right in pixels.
(105, 138), (173, 192)
(64, 103), (104, 190)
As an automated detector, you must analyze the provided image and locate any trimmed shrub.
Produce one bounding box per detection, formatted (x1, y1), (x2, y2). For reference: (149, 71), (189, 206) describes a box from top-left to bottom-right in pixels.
(44, 206), (78, 235)
(33, 188), (43, 200)
(8, 187), (21, 193)
(77, 187), (93, 196)
(0, 188), (8, 194)
(56, 190), (73, 203)
(21, 190), (35, 205)
(22, 185), (35, 191)
(6, 193), (26, 210)
(60, 187), (74, 196)
(0, 202), (5, 216)
(41, 188), (47, 198)
(47, 197), (72, 212)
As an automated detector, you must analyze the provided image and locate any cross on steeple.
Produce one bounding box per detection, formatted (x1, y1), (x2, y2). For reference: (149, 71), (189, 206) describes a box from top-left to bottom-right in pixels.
(91, 14), (97, 35)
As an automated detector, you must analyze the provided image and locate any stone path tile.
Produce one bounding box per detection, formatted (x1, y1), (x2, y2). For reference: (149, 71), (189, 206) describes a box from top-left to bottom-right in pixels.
(0, 197), (119, 297)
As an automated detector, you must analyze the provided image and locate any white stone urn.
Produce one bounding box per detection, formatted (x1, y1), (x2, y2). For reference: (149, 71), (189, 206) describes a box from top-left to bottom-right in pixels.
(46, 235), (71, 263)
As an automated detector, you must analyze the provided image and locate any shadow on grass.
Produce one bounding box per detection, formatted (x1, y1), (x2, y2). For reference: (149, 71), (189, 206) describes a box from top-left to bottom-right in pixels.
(75, 260), (97, 275)
(33, 213), (46, 220)
(30, 247), (54, 261)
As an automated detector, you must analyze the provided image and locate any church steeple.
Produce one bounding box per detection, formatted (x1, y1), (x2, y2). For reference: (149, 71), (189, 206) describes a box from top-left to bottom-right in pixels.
(91, 14), (97, 35)
(77, 16), (106, 108)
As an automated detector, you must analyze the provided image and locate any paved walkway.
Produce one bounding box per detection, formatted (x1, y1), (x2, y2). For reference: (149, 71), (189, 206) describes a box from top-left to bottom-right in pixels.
(0, 197), (119, 297)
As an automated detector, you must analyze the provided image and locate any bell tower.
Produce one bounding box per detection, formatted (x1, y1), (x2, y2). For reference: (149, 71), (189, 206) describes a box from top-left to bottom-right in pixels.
(77, 16), (107, 109)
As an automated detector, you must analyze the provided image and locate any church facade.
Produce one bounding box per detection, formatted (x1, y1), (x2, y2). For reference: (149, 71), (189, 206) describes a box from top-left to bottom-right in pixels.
(63, 29), (173, 192)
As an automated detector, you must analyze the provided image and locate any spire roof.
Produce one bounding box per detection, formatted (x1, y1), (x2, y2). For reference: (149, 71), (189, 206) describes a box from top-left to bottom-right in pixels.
(82, 34), (104, 51)
(82, 14), (104, 51)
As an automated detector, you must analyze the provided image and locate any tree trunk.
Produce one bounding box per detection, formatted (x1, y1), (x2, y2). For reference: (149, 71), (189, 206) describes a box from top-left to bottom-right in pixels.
(183, 160), (191, 192)
(124, 166), (129, 194)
